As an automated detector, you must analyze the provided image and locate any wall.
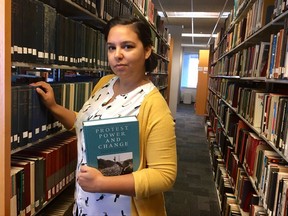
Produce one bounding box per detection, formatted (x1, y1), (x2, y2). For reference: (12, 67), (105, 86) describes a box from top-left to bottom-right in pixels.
(167, 25), (183, 119)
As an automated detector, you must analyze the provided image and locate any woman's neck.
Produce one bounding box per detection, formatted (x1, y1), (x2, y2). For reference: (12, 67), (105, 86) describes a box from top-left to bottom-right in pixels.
(115, 76), (149, 95)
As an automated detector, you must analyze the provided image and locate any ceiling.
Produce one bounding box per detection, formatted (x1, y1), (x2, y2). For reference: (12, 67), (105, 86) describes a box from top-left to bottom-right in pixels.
(153, 0), (234, 48)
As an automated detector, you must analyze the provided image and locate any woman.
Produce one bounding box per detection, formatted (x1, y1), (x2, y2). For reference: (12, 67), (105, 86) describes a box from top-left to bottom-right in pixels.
(32, 16), (177, 216)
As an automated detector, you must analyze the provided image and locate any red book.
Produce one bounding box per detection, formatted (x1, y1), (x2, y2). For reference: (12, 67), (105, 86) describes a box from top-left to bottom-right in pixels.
(20, 147), (54, 202)
(234, 120), (249, 155)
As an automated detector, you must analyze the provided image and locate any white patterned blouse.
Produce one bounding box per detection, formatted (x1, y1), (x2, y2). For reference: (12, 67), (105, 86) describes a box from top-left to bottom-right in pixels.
(73, 76), (155, 215)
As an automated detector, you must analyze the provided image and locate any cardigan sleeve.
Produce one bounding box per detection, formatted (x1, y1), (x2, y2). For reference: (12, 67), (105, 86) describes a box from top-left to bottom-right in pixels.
(133, 90), (177, 199)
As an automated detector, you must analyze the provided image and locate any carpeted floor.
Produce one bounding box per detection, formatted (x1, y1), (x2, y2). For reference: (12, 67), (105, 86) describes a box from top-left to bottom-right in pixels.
(164, 103), (221, 216)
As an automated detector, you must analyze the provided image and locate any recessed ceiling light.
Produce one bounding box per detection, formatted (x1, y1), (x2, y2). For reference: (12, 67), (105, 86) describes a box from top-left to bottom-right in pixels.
(158, 11), (230, 18)
(181, 44), (209, 47)
(182, 33), (217, 37)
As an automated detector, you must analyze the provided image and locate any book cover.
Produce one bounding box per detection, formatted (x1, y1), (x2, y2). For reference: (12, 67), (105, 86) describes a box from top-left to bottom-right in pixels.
(83, 116), (140, 215)
(11, 160), (31, 216)
(11, 86), (19, 150)
(11, 157), (36, 215)
(11, 166), (25, 216)
(279, 179), (288, 216)
(13, 154), (45, 212)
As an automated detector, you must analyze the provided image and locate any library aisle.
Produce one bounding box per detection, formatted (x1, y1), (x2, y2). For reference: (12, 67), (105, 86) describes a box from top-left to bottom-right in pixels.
(165, 103), (220, 216)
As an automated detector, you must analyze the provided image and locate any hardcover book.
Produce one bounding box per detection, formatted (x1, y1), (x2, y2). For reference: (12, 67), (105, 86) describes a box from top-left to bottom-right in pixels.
(82, 116), (140, 215)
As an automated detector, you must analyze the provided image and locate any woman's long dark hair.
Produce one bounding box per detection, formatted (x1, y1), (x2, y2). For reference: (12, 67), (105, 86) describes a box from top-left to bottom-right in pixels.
(103, 16), (158, 73)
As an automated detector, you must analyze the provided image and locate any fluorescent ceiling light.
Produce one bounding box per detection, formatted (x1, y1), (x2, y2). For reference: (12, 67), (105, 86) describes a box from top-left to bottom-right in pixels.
(181, 44), (209, 47)
(158, 11), (230, 18)
(182, 33), (217, 37)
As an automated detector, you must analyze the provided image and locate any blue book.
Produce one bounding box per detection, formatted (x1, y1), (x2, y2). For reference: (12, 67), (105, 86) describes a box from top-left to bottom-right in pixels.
(82, 116), (140, 216)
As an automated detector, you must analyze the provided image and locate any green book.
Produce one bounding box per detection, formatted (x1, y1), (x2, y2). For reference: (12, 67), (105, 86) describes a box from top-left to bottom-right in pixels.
(82, 116), (140, 215)
(83, 115), (140, 171)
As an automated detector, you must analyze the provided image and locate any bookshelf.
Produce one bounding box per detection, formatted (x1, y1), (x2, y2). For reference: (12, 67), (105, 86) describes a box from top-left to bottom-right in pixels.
(207, 0), (288, 215)
(2, 0), (173, 215)
(133, 0), (172, 102)
(0, 1), (11, 216)
(195, 49), (210, 116)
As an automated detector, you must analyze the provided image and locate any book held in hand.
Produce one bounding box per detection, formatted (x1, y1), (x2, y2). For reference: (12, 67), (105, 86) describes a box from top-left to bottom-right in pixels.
(82, 116), (140, 216)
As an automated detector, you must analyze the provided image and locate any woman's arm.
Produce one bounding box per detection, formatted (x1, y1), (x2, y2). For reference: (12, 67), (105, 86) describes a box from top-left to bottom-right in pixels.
(77, 165), (136, 196)
(30, 81), (76, 130)
(133, 92), (177, 198)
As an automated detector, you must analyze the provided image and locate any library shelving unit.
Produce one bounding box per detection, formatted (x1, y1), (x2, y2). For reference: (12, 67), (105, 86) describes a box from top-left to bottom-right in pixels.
(1, 0), (173, 215)
(206, 0), (288, 215)
(0, 1), (12, 215)
(133, 1), (172, 102)
(195, 49), (210, 116)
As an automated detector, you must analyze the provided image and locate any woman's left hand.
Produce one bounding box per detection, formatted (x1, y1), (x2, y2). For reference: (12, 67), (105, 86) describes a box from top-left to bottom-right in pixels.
(77, 165), (104, 192)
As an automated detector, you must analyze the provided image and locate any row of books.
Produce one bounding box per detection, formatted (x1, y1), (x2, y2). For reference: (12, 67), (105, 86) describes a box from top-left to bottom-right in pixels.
(11, 131), (77, 216)
(213, 0), (277, 61)
(225, 81), (288, 153)
(233, 0), (274, 49)
(212, 41), (271, 78)
(236, 88), (288, 148)
(208, 114), (288, 215)
(209, 132), (258, 215)
(149, 74), (168, 91)
(212, 0), (274, 61)
(11, 81), (94, 150)
(96, 0), (133, 21)
(95, 0), (170, 45)
(71, 0), (98, 15)
(209, 79), (288, 158)
(133, 0), (155, 24)
(133, 0), (170, 43)
(12, 0), (170, 70)
(212, 20), (288, 79)
(12, 0), (109, 68)
(152, 58), (169, 74)
(212, 0), (288, 78)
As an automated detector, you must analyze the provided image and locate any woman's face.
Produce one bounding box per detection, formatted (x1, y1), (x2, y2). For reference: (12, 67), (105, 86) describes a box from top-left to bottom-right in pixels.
(107, 24), (151, 79)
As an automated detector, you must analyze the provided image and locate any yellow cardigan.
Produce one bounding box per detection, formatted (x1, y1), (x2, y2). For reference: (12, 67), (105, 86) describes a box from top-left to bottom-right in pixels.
(91, 75), (177, 216)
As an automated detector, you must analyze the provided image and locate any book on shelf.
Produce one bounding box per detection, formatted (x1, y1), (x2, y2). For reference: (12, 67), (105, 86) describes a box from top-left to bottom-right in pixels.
(13, 132), (77, 208)
(261, 93), (272, 137)
(276, 178), (288, 216)
(280, 99), (288, 154)
(273, 29), (284, 79)
(222, 193), (237, 216)
(11, 160), (32, 216)
(255, 0), (275, 29)
(233, 119), (249, 152)
(250, 90), (266, 128)
(17, 85), (31, 147)
(265, 94), (288, 142)
(11, 166), (25, 216)
(251, 143), (271, 184)
(250, 204), (266, 216)
(11, 157), (36, 216)
(12, 154), (46, 212)
(10, 81), (93, 151)
(255, 42), (270, 77)
(82, 115), (140, 215)
(243, 132), (266, 177)
(236, 128), (250, 164)
(267, 34), (278, 79)
(270, 173), (288, 216)
(256, 150), (284, 191)
(263, 164), (288, 212)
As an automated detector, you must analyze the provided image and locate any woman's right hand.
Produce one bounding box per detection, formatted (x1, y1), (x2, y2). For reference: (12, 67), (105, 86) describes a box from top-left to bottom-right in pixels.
(30, 81), (57, 110)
